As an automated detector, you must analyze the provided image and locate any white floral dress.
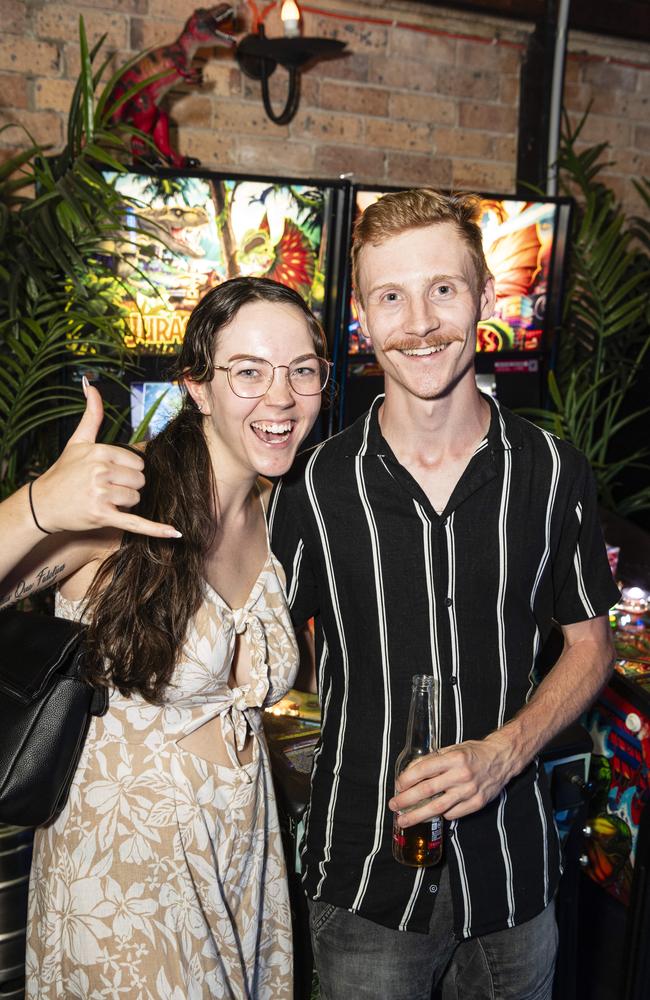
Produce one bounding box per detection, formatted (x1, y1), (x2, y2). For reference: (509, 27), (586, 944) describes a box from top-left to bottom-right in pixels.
(26, 551), (298, 1000)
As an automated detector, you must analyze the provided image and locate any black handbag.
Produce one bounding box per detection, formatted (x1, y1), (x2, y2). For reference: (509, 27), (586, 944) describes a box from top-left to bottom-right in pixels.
(0, 607), (108, 828)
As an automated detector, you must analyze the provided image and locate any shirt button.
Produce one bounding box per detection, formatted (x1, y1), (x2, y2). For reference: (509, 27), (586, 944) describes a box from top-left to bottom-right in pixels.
(450, 675), (457, 685)
(445, 597), (453, 607)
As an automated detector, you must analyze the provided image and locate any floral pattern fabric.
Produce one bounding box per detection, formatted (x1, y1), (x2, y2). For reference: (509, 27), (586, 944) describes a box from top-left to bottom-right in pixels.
(26, 551), (298, 1000)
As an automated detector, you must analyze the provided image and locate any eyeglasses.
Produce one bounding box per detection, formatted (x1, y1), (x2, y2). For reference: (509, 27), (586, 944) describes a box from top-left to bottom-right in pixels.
(213, 355), (331, 398)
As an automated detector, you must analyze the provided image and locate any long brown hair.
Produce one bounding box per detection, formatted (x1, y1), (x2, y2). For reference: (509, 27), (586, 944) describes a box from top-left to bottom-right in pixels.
(84, 277), (326, 703)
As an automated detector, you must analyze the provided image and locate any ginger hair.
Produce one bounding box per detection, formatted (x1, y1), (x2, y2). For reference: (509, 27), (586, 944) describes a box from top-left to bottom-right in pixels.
(351, 188), (491, 303)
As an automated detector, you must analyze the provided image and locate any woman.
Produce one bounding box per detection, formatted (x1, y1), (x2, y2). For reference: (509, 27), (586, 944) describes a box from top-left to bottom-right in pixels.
(0, 277), (329, 999)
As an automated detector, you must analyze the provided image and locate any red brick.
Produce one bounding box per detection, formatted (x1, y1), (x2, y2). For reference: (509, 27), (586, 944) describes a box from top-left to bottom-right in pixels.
(562, 82), (594, 115)
(130, 18), (180, 50)
(389, 28), (456, 65)
(635, 125), (650, 151)
(456, 40), (521, 75)
(179, 128), (239, 169)
(304, 15), (388, 53)
(82, 0), (148, 11)
(312, 51), (370, 84)
(242, 72), (319, 108)
(291, 109), (362, 144)
(317, 144), (385, 182)
(167, 93), (213, 129)
(0, 144), (23, 163)
(600, 148), (650, 177)
(389, 92), (456, 126)
(596, 171), (649, 220)
(385, 151), (452, 189)
(492, 135), (518, 162)
(563, 56), (583, 85)
(437, 67), (499, 101)
(459, 101), (517, 133)
(369, 54), (437, 93)
(34, 77), (77, 113)
(236, 136), (314, 175)
(567, 112), (632, 149)
(451, 159), (516, 194)
(320, 82), (389, 118)
(0, 109), (64, 150)
(37, 6), (128, 51)
(0, 72), (28, 110)
(583, 60), (639, 93)
(0, 0), (26, 34)
(498, 74), (520, 107)
(0, 38), (60, 76)
(434, 127), (493, 158)
(148, 0), (206, 20)
(365, 118), (432, 153)
(590, 90), (649, 122)
(213, 98), (289, 138)
(203, 64), (243, 99)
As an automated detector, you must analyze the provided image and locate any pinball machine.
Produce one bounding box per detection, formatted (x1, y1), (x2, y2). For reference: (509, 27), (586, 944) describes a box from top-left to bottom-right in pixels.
(578, 512), (650, 1000)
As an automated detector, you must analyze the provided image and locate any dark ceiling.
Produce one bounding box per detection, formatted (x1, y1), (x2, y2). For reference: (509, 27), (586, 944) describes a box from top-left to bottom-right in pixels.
(417, 0), (650, 44)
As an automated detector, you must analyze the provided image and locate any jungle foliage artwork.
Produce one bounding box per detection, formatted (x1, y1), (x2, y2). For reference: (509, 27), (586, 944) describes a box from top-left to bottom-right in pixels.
(104, 172), (328, 353)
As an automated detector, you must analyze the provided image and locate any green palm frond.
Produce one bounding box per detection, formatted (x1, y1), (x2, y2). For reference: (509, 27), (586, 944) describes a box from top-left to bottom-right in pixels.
(524, 116), (650, 517)
(0, 17), (167, 496)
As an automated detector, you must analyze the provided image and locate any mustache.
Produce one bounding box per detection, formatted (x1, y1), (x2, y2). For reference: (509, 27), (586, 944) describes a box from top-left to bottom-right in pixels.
(384, 332), (465, 351)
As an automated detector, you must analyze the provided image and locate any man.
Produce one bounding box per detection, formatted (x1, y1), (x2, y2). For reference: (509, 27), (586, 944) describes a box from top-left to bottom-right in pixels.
(269, 189), (619, 999)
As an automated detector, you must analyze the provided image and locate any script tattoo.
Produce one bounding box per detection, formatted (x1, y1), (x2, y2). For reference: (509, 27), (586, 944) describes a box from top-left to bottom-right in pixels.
(0, 562), (66, 608)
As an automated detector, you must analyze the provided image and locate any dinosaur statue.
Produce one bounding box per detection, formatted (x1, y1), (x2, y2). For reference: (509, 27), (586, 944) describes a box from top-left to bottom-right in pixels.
(111, 5), (236, 168)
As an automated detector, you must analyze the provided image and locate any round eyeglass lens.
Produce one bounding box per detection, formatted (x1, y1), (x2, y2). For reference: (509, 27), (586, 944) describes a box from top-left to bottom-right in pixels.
(228, 357), (329, 397)
(288, 358), (330, 395)
(228, 359), (272, 397)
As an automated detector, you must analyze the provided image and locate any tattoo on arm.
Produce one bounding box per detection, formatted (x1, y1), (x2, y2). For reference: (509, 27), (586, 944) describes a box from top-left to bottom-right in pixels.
(0, 562), (66, 609)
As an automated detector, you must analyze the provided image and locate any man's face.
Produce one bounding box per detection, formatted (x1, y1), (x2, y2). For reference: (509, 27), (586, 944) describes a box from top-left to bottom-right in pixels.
(355, 223), (495, 403)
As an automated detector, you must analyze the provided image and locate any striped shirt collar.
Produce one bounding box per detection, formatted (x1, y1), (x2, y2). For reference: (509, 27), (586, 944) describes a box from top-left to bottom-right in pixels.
(345, 391), (525, 459)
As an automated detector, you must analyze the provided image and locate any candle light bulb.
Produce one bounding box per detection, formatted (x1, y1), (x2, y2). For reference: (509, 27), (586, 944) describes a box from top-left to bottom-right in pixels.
(281, 0), (301, 37)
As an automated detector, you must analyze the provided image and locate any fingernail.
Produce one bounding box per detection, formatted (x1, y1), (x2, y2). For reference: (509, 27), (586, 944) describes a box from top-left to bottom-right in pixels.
(82, 375), (89, 398)
(169, 530), (183, 538)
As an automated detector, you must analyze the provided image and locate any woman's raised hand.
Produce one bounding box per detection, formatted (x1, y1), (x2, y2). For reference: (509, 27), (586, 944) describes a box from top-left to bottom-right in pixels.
(33, 383), (182, 539)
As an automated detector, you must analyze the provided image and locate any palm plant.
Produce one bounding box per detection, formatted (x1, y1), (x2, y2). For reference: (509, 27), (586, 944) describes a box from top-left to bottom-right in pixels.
(526, 112), (650, 518)
(0, 19), (163, 498)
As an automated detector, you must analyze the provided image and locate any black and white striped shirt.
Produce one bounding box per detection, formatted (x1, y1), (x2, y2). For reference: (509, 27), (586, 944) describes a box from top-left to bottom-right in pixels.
(269, 395), (619, 938)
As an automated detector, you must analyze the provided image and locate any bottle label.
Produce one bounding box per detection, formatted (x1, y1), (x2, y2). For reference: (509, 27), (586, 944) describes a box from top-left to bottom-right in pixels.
(393, 816), (443, 850)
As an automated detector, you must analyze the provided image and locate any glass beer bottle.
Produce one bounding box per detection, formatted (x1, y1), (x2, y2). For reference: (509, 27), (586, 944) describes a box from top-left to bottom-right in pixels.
(392, 674), (443, 867)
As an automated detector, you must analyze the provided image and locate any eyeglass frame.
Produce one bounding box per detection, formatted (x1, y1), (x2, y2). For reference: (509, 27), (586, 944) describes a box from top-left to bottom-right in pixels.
(212, 354), (332, 398)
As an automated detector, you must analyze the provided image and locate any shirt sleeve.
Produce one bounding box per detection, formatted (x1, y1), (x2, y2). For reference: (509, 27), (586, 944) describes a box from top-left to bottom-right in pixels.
(552, 453), (621, 625)
(268, 476), (320, 629)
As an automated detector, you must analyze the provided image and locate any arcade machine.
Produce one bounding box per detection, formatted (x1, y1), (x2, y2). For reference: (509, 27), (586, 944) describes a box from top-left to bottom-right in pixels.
(579, 567), (650, 1000)
(329, 187), (573, 435)
(72, 167), (349, 443)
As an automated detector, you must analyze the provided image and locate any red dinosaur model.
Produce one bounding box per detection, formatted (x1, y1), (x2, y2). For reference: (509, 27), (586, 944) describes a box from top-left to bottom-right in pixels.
(111, 5), (236, 168)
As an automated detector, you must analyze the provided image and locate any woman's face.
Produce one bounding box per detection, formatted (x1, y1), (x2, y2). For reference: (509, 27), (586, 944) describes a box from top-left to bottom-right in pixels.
(188, 299), (323, 482)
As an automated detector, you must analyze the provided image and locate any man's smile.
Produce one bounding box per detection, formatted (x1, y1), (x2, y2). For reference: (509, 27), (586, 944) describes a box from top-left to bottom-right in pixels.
(398, 344), (452, 356)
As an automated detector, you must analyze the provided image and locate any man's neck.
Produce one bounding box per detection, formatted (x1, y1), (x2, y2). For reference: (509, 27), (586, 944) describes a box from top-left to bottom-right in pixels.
(378, 378), (492, 514)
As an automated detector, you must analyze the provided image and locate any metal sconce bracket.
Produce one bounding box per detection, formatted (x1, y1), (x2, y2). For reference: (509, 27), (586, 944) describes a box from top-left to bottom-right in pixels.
(236, 25), (347, 125)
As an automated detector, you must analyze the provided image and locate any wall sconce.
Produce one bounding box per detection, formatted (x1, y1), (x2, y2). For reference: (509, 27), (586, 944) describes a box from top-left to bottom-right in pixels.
(235, 1), (347, 125)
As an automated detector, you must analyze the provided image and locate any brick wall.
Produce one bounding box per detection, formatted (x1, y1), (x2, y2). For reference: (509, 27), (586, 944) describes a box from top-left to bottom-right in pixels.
(1, 0), (649, 216)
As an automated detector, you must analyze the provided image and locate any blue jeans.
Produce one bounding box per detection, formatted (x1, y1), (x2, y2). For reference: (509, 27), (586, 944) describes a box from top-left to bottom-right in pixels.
(308, 866), (558, 1000)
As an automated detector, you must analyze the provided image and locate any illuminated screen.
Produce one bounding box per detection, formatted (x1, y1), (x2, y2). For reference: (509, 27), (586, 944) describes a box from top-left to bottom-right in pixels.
(348, 192), (560, 356)
(104, 172), (330, 354)
(130, 381), (183, 438)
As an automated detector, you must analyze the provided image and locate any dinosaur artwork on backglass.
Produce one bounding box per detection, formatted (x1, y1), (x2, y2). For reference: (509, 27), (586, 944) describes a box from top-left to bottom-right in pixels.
(103, 172), (328, 354)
